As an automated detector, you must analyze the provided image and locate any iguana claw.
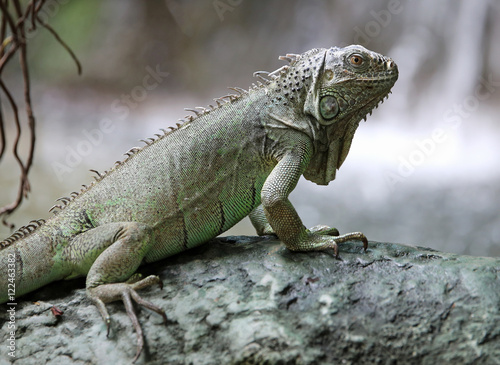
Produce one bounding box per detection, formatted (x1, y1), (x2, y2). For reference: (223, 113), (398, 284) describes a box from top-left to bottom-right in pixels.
(87, 275), (167, 363)
(332, 232), (368, 258)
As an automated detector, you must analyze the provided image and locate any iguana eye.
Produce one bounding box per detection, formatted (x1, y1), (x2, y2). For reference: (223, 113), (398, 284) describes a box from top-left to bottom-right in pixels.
(319, 95), (339, 120)
(350, 54), (364, 67)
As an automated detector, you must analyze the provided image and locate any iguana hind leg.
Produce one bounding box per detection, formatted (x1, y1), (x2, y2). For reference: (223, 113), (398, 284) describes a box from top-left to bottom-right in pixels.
(66, 222), (166, 362)
(249, 205), (275, 235)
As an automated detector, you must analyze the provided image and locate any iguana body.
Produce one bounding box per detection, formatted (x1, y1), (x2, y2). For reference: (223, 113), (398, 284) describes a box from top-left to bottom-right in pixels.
(0, 45), (398, 361)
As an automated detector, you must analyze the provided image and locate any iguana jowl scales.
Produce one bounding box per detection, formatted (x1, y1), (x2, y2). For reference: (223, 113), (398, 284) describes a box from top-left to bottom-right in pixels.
(1, 45), (398, 360)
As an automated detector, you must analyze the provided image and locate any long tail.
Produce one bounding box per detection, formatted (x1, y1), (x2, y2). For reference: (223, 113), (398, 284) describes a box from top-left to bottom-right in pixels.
(0, 232), (68, 304)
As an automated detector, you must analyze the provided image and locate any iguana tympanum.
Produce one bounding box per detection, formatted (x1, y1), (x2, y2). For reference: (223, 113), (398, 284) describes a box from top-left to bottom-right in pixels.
(1, 45), (398, 361)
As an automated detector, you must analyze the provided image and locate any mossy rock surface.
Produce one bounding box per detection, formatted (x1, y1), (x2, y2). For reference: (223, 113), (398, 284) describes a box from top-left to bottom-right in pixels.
(1, 236), (499, 364)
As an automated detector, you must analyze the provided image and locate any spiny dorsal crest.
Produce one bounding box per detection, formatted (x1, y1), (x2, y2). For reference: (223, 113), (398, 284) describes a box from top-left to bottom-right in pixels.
(0, 50), (304, 231)
(0, 219), (46, 249)
(63, 51), (300, 195)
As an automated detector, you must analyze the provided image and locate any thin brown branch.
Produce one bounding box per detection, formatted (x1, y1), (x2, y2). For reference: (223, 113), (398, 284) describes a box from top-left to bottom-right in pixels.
(0, 1), (6, 163)
(36, 16), (82, 75)
(11, 0), (22, 18)
(34, 0), (46, 13)
(0, 0), (20, 74)
(0, 92), (5, 161)
(0, 79), (26, 222)
(0, 8), (6, 59)
(0, 1), (16, 34)
(0, 78), (22, 174)
(0, 0), (82, 223)
(30, 0), (36, 30)
(16, 1), (34, 32)
(17, 29), (34, 198)
(0, 40), (18, 75)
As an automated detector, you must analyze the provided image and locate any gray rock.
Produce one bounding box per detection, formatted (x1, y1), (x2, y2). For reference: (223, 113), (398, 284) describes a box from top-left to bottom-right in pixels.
(1, 236), (499, 364)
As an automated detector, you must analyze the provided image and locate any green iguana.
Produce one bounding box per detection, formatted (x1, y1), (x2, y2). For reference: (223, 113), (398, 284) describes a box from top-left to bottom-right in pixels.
(1, 45), (398, 361)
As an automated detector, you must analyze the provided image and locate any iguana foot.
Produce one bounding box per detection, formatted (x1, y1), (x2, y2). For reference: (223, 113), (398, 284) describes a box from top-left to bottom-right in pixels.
(287, 230), (368, 258)
(306, 226), (366, 257)
(87, 275), (167, 363)
(317, 231), (368, 258)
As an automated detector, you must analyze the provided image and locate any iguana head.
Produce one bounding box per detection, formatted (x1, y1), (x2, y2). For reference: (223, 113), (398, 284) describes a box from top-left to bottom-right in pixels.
(268, 45), (398, 185)
(302, 45), (398, 184)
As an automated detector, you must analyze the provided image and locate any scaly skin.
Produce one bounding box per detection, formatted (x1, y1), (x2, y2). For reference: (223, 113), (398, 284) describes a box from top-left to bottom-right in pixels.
(0, 45), (398, 361)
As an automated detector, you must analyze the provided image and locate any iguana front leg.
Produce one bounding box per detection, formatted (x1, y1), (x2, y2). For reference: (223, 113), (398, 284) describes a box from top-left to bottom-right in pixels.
(260, 139), (367, 256)
(65, 222), (167, 362)
(250, 205), (340, 237)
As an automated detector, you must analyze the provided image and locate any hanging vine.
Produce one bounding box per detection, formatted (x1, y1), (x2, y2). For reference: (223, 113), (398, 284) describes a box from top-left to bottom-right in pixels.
(0, 0), (81, 228)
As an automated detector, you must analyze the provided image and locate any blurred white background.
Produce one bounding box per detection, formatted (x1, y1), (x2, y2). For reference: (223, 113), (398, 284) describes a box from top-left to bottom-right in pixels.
(1, 0), (499, 256)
